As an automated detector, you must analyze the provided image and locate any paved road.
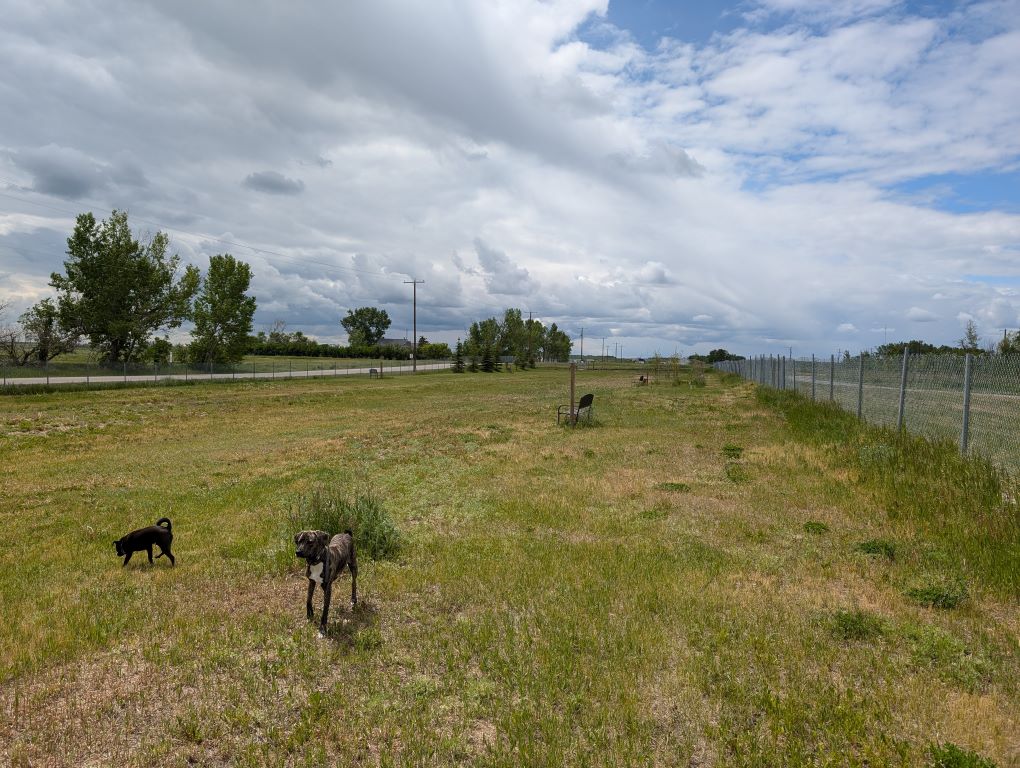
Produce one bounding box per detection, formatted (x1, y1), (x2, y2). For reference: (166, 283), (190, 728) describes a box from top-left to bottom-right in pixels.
(3, 361), (452, 387)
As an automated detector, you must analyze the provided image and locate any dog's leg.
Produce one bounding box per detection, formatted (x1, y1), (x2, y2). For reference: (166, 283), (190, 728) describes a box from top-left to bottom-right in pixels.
(165, 548), (175, 566)
(350, 561), (358, 607)
(146, 545), (154, 564)
(306, 579), (315, 620)
(320, 582), (332, 634)
(122, 551), (132, 567)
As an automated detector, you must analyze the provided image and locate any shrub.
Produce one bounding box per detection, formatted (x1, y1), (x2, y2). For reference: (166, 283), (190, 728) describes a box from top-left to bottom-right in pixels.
(288, 487), (401, 560)
(804, 520), (829, 534)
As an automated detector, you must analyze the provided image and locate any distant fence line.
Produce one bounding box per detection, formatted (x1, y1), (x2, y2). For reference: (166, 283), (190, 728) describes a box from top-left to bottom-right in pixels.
(715, 352), (1020, 475)
(1, 358), (453, 389)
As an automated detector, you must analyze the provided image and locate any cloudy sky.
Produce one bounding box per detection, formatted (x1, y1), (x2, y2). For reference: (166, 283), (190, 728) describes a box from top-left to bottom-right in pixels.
(1, 0), (1018, 357)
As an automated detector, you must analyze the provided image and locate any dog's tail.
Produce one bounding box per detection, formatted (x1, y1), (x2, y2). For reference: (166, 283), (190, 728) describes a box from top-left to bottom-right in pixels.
(156, 517), (172, 531)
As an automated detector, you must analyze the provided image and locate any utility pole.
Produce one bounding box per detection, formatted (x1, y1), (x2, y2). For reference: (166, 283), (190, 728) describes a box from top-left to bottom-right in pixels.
(404, 279), (424, 373)
(580, 327), (583, 359)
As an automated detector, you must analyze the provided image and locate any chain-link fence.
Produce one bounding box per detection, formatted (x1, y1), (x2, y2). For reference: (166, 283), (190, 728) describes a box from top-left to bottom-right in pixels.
(716, 353), (1020, 476)
(1, 357), (452, 388)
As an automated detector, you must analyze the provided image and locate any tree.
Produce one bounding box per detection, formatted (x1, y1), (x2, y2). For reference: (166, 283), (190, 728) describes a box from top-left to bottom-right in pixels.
(19, 299), (78, 363)
(998, 330), (1020, 355)
(189, 254), (256, 364)
(341, 307), (390, 346)
(452, 339), (465, 373)
(959, 319), (981, 354)
(51, 211), (199, 364)
(543, 323), (572, 362)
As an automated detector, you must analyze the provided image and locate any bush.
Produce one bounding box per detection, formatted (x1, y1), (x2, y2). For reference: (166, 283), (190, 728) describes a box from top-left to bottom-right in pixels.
(288, 487), (401, 560)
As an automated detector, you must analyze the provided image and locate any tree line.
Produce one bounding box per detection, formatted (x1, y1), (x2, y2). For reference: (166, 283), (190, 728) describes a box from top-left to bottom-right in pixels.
(450, 308), (572, 372)
(2, 211), (256, 367)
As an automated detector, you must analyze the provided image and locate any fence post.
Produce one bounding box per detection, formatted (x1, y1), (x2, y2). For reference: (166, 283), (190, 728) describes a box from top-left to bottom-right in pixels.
(46, 357), (49, 386)
(253, 361), (256, 379)
(829, 354), (834, 401)
(289, 360), (292, 379)
(792, 357), (797, 391)
(811, 354), (816, 401)
(272, 362), (276, 379)
(960, 353), (973, 455)
(124, 360), (127, 384)
(856, 352), (865, 420)
(896, 346), (909, 432)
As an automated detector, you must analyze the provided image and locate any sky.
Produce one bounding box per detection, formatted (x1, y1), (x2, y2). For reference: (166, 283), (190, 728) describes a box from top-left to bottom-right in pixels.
(1, 0), (1018, 358)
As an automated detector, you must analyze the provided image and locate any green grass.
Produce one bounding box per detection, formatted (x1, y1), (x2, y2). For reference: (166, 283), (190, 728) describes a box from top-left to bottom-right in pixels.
(288, 487), (402, 561)
(0, 368), (1016, 766)
(757, 387), (1020, 596)
(856, 538), (897, 560)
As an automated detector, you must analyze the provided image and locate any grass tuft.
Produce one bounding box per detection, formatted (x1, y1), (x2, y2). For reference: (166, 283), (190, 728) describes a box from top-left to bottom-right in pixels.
(855, 538), (896, 560)
(722, 444), (743, 459)
(906, 576), (968, 610)
(803, 520), (829, 534)
(288, 487), (402, 560)
(830, 609), (884, 641)
(927, 742), (997, 768)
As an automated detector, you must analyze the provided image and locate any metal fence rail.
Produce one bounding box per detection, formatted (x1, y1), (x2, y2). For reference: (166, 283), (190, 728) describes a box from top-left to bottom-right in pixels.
(717, 352), (1020, 476)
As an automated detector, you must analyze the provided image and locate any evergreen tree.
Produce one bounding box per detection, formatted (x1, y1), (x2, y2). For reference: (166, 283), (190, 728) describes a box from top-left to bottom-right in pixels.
(452, 339), (465, 372)
(481, 343), (496, 372)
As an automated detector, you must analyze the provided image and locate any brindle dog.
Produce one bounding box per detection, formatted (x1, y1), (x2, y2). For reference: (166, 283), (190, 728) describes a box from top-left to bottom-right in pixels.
(294, 529), (357, 633)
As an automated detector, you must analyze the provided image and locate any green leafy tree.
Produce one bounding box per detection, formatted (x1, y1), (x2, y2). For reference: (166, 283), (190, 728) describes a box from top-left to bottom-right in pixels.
(341, 307), (391, 346)
(998, 330), (1020, 355)
(144, 336), (174, 366)
(51, 211), (200, 364)
(960, 319), (981, 354)
(542, 323), (572, 362)
(189, 254), (257, 364)
(2, 298), (79, 366)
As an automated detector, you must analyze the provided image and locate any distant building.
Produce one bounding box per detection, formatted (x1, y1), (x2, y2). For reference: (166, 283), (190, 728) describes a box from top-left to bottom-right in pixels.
(378, 338), (413, 350)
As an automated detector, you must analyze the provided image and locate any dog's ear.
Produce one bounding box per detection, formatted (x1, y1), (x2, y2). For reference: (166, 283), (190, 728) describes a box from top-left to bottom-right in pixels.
(294, 532), (301, 546)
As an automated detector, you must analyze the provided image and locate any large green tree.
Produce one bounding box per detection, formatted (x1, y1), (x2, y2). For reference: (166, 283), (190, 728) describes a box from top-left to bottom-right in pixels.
(341, 306), (391, 346)
(51, 211), (200, 364)
(189, 254), (257, 364)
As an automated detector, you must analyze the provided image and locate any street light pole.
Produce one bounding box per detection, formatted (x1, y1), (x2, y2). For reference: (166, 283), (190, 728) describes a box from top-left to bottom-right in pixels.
(404, 279), (424, 373)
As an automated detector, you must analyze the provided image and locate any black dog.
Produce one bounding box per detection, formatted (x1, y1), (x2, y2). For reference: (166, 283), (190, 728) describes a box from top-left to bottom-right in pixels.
(294, 529), (357, 634)
(114, 517), (175, 567)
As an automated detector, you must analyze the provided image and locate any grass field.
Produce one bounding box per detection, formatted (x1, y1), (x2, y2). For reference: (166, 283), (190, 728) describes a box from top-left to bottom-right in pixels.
(1, 368), (1017, 766)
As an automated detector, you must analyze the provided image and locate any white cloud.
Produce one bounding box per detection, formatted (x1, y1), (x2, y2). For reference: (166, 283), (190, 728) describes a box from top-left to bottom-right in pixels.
(0, 0), (1018, 354)
(907, 307), (938, 322)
